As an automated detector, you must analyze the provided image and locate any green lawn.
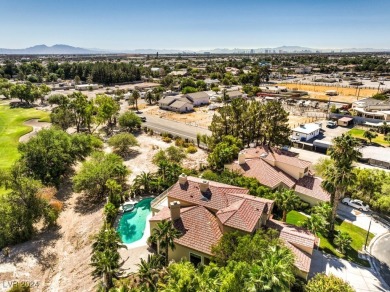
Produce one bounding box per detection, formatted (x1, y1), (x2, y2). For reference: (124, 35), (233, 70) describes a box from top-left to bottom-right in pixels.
(348, 128), (389, 147)
(286, 210), (374, 267)
(0, 105), (50, 170)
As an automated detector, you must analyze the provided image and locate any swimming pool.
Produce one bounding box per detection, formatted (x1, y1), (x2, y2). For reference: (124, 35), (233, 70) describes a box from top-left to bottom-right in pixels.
(117, 197), (153, 244)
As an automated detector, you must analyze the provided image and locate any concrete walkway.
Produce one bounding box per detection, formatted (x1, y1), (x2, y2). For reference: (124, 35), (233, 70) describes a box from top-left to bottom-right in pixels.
(309, 250), (389, 292)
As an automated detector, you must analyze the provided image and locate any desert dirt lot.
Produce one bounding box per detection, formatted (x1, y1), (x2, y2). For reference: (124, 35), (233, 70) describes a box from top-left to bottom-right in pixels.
(143, 103), (322, 130)
(280, 83), (378, 103)
(50, 82), (160, 100)
(0, 134), (207, 292)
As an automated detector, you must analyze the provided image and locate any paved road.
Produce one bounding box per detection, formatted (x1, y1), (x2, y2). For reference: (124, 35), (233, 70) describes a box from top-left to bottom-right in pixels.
(371, 233), (390, 288)
(142, 112), (211, 142)
(291, 146), (390, 172)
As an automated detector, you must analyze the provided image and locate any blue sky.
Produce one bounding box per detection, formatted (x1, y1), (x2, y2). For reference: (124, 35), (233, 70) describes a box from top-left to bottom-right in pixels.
(1, 0), (389, 50)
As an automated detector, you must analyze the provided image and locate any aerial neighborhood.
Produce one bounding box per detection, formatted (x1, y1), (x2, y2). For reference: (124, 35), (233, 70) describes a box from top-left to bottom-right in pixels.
(0, 37), (390, 292)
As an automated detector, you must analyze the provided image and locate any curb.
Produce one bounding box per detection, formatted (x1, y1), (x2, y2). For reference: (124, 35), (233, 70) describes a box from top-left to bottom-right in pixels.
(367, 232), (390, 290)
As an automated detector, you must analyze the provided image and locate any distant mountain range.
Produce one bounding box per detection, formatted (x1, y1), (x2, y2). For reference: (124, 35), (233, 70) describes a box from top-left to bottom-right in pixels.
(0, 44), (389, 55)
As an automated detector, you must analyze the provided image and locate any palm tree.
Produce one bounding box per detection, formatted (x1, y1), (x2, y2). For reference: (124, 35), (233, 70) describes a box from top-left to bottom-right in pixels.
(145, 91), (154, 105)
(133, 172), (155, 195)
(91, 225), (126, 291)
(150, 220), (181, 266)
(363, 130), (378, 144)
(246, 245), (295, 291)
(325, 134), (361, 234)
(91, 249), (121, 291)
(137, 254), (165, 291)
(132, 90), (140, 111)
(334, 231), (352, 254)
(302, 213), (328, 236)
(274, 189), (302, 222)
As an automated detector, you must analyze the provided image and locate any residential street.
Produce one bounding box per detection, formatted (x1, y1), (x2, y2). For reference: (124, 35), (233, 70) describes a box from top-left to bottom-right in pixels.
(142, 112), (211, 141)
(370, 233), (390, 288)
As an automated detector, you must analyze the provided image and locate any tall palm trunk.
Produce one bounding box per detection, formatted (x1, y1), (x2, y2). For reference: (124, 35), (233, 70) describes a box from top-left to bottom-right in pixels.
(329, 188), (342, 235)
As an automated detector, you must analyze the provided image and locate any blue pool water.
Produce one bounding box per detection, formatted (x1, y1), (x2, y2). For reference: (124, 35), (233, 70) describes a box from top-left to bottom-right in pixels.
(117, 198), (153, 244)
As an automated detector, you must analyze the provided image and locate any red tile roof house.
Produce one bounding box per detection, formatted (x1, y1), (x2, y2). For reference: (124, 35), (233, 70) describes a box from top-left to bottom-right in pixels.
(149, 175), (317, 279)
(226, 147), (330, 206)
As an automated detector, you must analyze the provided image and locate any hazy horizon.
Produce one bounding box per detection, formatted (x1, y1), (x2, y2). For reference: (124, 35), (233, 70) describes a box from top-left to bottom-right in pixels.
(1, 0), (390, 50)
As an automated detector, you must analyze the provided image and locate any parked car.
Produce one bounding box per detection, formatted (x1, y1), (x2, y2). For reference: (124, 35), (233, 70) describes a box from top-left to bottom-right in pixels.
(342, 198), (370, 212)
(326, 121), (337, 128)
(140, 117), (146, 122)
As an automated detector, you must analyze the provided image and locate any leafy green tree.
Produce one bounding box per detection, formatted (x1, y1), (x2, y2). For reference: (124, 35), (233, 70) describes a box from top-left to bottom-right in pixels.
(334, 231), (352, 254)
(207, 135), (242, 170)
(165, 146), (186, 163)
(69, 91), (95, 133)
(274, 189), (302, 222)
(363, 130), (378, 144)
(91, 225), (125, 291)
(0, 163), (58, 248)
(108, 133), (139, 157)
(73, 152), (129, 199)
(95, 94), (120, 128)
(118, 111), (141, 132)
(18, 128), (98, 186)
(305, 273), (355, 292)
(149, 220), (181, 266)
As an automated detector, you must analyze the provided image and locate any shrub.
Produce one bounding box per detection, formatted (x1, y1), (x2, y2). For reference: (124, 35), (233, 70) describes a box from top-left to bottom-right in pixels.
(175, 137), (185, 147)
(186, 145), (198, 154)
(162, 136), (172, 143)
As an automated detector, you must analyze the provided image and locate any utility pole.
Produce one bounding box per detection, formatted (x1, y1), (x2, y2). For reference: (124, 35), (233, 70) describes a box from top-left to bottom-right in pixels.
(364, 216), (372, 250)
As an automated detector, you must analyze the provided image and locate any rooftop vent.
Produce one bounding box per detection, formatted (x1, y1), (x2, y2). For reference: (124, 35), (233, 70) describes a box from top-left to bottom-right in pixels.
(260, 153), (268, 159)
(199, 180), (209, 193)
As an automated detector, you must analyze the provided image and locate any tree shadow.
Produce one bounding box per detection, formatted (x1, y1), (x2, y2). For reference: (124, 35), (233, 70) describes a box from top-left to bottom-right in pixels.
(74, 193), (105, 215)
(1, 226), (62, 272)
(122, 149), (142, 161)
(56, 174), (75, 203)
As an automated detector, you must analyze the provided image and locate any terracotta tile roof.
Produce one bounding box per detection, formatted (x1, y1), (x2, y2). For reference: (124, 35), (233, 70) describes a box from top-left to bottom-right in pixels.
(216, 199), (264, 232)
(266, 219), (316, 273)
(245, 146), (312, 169)
(284, 241), (312, 273)
(227, 159), (296, 189)
(168, 176), (250, 212)
(173, 205), (223, 255)
(294, 176), (330, 202)
(149, 207), (172, 221)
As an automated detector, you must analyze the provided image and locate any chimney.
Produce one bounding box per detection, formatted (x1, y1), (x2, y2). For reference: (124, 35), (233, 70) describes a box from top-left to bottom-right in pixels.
(238, 151), (246, 165)
(199, 180), (209, 192)
(170, 201), (181, 220)
(178, 173), (187, 185)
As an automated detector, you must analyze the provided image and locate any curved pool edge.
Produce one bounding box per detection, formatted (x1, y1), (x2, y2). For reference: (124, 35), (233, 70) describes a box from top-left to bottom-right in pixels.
(121, 212), (153, 249)
(116, 196), (155, 248)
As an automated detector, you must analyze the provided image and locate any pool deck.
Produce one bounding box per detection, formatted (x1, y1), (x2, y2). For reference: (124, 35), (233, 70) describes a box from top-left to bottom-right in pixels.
(117, 196), (157, 275)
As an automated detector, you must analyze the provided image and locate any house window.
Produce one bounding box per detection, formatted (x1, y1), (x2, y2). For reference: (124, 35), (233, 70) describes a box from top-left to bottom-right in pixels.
(189, 253), (202, 267)
(204, 257), (211, 265)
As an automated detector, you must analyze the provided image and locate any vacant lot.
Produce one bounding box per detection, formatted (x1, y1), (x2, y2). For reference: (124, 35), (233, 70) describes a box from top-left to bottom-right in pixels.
(280, 83), (378, 103)
(0, 105), (50, 169)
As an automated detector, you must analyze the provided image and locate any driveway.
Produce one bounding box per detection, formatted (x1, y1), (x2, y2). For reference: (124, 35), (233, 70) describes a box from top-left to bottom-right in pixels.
(309, 250), (389, 292)
(337, 204), (388, 235)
